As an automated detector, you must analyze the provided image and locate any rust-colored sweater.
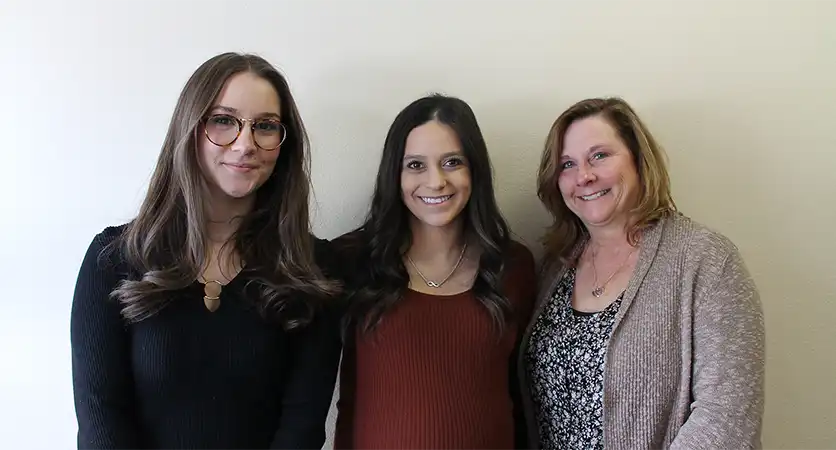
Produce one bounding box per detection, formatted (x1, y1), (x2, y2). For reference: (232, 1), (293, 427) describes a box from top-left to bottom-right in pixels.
(333, 241), (536, 449)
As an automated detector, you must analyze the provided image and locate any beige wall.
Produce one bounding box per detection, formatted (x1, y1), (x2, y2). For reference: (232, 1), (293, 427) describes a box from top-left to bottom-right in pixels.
(1, 0), (833, 448)
(310, 2), (836, 448)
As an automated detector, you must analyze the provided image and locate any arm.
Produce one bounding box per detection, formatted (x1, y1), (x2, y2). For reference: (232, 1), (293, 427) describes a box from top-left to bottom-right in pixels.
(507, 242), (538, 449)
(70, 230), (141, 449)
(270, 301), (343, 449)
(509, 348), (527, 450)
(671, 246), (765, 449)
(326, 234), (358, 449)
(332, 336), (356, 449)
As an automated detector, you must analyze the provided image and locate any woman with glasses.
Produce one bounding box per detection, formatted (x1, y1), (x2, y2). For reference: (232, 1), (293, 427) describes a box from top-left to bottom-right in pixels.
(332, 94), (537, 449)
(70, 53), (342, 449)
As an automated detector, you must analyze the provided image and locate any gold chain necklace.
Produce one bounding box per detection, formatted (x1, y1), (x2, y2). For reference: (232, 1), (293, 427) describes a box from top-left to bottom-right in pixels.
(406, 243), (468, 288)
(590, 245), (637, 298)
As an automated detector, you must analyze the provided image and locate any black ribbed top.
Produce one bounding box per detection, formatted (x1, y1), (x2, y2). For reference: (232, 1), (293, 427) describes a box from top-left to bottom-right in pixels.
(70, 225), (341, 449)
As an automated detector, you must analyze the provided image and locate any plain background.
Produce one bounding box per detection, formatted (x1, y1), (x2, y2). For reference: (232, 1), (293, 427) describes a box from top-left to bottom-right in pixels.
(1, 0), (834, 448)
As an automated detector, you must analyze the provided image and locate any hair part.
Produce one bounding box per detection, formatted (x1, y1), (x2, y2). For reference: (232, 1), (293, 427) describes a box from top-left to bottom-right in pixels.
(106, 52), (338, 329)
(537, 97), (677, 263)
(338, 93), (513, 336)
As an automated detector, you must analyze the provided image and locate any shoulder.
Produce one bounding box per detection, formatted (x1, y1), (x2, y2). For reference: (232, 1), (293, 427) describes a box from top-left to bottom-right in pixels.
(312, 234), (341, 278)
(83, 223), (130, 269)
(312, 234), (332, 261)
(330, 229), (366, 254)
(501, 240), (537, 307)
(505, 239), (535, 271)
(73, 224), (131, 309)
(94, 223), (128, 248)
(331, 229), (369, 263)
(315, 230), (368, 282)
(659, 212), (741, 266)
(655, 212), (754, 295)
(495, 240), (539, 292)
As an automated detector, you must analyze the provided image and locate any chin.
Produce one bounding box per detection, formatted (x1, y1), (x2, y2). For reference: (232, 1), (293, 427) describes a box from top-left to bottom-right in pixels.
(578, 208), (624, 228)
(568, 199), (609, 222)
(409, 209), (466, 229)
(415, 216), (457, 228)
(218, 184), (258, 199)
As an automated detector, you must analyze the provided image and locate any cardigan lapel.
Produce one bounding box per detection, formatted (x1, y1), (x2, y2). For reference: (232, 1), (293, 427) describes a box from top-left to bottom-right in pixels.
(608, 215), (667, 331)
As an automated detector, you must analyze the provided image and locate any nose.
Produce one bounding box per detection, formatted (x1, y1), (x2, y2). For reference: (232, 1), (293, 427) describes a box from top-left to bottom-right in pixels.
(426, 165), (448, 190)
(575, 162), (596, 186)
(230, 123), (257, 155)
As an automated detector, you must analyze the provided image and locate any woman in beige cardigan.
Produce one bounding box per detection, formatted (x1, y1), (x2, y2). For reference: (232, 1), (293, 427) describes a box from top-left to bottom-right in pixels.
(519, 97), (765, 449)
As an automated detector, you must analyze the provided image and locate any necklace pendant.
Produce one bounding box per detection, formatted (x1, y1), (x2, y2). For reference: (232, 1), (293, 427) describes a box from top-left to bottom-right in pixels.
(203, 280), (223, 312)
(204, 296), (221, 312)
(426, 280), (440, 288)
(592, 286), (604, 298)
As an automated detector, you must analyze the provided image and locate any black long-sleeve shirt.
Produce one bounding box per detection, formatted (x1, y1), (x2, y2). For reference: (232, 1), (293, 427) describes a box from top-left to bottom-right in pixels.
(70, 225), (342, 449)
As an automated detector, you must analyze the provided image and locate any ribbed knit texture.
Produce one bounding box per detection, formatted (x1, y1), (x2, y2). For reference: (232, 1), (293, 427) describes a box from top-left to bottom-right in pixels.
(70, 225), (342, 449)
(334, 241), (537, 449)
(518, 212), (766, 450)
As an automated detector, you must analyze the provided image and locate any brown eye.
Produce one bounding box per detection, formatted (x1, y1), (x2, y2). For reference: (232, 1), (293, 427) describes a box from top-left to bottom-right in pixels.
(444, 157), (464, 168)
(405, 160), (424, 170)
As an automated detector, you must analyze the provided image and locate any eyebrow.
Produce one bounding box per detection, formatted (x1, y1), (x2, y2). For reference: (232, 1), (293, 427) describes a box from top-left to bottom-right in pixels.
(559, 144), (609, 161)
(210, 105), (281, 120)
(403, 151), (465, 159)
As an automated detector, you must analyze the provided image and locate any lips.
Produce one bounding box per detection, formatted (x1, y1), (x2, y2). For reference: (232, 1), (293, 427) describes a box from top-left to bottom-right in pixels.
(579, 189), (610, 201)
(419, 194), (453, 205)
(224, 162), (257, 173)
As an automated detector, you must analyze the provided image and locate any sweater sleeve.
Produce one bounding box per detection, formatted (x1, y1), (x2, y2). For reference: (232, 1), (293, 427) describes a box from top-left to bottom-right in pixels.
(270, 303), (343, 449)
(270, 239), (343, 449)
(326, 235), (357, 449)
(332, 336), (356, 449)
(670, 245), (765, 449)
(70, 229), (142, 449)
(507, 242), (538, 450)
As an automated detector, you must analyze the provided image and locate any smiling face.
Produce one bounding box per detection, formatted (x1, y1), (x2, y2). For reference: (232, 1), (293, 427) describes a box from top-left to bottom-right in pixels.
(400, 120), (472, 229)
(557, 114), (641, 230)
(196, 71), (283, 202)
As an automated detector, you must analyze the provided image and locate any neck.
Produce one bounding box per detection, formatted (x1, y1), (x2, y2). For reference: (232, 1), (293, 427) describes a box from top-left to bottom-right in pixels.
(407, 217), (466, 262)
(205, 193), (254, 244)
(586, 218), (635, 251)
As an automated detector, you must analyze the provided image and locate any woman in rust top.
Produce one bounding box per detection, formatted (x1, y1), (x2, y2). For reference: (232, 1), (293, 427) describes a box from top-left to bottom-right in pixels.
(332, 93), (536, 449)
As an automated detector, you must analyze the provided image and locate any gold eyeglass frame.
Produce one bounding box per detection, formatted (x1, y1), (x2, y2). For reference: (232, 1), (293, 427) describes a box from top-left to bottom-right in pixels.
(202, 114), (287, 150)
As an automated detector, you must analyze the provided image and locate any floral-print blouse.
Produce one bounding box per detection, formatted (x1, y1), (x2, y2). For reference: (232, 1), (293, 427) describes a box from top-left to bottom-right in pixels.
(524, 268), (623, 450)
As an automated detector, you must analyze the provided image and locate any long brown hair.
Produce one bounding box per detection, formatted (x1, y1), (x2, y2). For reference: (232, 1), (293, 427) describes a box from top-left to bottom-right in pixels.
(106, 52), (338, 329)
(537, 97), (677, 263)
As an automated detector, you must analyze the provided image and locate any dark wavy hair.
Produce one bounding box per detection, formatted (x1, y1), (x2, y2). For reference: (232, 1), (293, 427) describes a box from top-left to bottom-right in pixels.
(337, 93), (513, 335)
(104, 52), (338, 330)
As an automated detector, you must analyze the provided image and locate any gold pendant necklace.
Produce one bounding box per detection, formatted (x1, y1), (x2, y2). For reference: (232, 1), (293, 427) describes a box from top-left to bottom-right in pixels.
(199, 279), (224, 312)
(406, 243), (468, 288)
(198, 259), (244, 312)
(590, 245), (637, 298)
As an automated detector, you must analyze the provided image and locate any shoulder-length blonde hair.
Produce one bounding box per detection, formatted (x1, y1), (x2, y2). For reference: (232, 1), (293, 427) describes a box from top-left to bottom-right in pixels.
(537, 97), (677, 263)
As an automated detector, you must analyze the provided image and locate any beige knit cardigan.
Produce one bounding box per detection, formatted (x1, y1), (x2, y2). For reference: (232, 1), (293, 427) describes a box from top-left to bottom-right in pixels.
(517, 212), (765, 449)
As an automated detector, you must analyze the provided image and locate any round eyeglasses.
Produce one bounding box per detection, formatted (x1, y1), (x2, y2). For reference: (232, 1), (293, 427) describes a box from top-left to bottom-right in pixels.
(203, 114), (287, 150)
